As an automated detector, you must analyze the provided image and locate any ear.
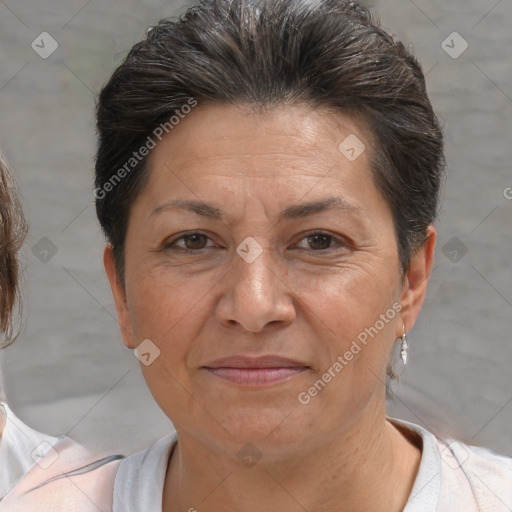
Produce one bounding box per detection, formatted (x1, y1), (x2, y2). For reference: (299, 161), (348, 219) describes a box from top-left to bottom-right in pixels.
(396, 225), (437, 337)
(103, 244), (137, 349)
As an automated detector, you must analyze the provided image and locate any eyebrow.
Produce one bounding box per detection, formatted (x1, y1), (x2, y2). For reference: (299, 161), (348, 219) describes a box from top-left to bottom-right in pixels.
(151, 197), (360, 221)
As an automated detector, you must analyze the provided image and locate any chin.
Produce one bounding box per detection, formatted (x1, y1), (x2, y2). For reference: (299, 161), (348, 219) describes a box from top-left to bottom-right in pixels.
(222, 404), (311, 446)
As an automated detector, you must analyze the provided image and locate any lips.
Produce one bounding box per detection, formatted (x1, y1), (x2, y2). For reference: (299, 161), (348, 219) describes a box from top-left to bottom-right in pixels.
(202, 355), (309, 386)
(203, 355), (309, 369)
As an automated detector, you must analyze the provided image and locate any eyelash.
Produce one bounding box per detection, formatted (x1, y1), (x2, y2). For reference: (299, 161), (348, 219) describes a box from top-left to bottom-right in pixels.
(165, 230), (347, 253)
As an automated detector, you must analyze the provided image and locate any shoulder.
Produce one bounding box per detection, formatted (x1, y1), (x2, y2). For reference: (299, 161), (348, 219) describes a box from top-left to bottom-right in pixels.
(390, 418), (512, 511)
(437, 438), (512, 511)
(113, 432), (178, 512)
(0, 403), (60, 498)
(1, 436), (123, 512)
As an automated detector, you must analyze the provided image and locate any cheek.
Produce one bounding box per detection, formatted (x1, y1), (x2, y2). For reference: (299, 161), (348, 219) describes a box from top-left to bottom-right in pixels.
(125, 264), (221, 379)
(292, 262), (400, 386)
(295, 270), (399, 421)
(127, 271), (207, 409)
(297, 262), (399, 333)
(125, 268), (196, 346)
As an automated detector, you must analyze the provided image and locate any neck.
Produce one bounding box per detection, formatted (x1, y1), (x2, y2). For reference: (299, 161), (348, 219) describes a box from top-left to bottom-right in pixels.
(163, 406), (421, 512)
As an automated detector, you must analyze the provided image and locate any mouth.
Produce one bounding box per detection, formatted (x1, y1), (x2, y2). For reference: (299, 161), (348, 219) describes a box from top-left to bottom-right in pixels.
(202, 355), (310, 386)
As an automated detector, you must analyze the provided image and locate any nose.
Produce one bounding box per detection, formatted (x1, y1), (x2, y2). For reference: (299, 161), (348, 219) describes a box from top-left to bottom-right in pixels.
(215, 245), (296, 333)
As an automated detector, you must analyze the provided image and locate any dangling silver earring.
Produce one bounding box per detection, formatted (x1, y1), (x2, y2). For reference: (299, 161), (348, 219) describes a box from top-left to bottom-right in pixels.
(400, 324), (408, 365)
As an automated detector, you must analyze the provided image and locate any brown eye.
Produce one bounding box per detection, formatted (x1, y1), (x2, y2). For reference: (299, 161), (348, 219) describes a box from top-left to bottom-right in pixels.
(306, 234), (333, 250)
(165, 232), (215, 252)
(294, 231), (347, 253)
(182, 234), (208, 249)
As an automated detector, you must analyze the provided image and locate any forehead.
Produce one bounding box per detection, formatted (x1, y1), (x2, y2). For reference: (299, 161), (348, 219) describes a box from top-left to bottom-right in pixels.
(145, 103), (376, 189)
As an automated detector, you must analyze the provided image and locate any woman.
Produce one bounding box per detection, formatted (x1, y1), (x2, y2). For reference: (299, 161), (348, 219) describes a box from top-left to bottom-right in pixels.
(96, 0), (512, 510)
(0, 151), (60, 500)
(0, 153), (122, 510)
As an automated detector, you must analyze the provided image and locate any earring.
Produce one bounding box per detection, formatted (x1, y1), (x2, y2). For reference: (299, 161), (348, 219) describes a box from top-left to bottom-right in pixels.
(400, 324), (408, 365)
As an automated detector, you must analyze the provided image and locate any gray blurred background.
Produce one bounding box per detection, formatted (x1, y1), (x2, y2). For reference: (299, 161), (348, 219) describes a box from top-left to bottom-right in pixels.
(0, 0), (511, 457)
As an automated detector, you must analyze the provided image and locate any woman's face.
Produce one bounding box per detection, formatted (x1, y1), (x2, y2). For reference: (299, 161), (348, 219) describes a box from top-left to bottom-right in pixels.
(106, 104), (434, 455)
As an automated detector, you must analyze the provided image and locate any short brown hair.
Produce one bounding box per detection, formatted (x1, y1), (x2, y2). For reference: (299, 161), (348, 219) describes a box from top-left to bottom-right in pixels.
(0, 153), (27, 348)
